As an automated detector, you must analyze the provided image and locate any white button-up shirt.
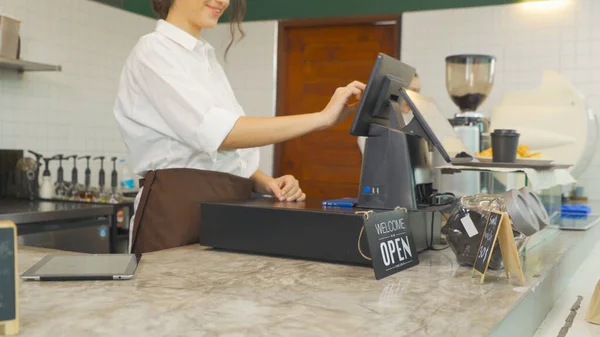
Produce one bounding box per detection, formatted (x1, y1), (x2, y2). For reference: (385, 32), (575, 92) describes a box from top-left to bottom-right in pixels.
(114, 20), (259, 179)
(114, 20), (260, 253)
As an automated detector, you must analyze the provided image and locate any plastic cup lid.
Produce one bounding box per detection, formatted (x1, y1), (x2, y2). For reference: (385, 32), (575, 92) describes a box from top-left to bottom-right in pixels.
(492, 129), (519, 136)
(502, 189), (539, 236)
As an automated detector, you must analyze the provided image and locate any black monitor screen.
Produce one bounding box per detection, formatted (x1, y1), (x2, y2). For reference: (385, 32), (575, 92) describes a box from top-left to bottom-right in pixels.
(349, 53), (416, 137)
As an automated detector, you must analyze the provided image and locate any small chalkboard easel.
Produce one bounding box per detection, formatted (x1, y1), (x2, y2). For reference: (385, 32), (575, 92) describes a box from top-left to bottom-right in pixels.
(472, 211), (525, 285)
(0, 221), (19, 336)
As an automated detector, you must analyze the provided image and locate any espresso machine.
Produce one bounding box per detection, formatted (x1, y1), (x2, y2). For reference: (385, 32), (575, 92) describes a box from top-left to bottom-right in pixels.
(432, 54), (496, 196)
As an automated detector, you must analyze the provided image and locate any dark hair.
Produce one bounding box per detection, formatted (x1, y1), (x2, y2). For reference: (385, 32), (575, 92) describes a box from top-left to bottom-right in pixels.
(151, 0), (172, 20)
(151, 0), (247, 58)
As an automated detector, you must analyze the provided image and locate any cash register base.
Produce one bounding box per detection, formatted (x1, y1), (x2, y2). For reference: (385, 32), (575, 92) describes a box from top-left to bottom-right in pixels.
(199, 198), (430, 266)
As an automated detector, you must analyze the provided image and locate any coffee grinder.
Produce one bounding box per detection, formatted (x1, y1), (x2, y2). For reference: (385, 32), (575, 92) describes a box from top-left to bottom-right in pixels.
(432, 54), (496, 196)
(446, 54), (495, 150)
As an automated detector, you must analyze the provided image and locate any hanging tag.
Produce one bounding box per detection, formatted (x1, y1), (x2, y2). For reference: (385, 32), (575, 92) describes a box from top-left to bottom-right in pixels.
(362, 208), (419, 280)
(461, 215), (479, 238)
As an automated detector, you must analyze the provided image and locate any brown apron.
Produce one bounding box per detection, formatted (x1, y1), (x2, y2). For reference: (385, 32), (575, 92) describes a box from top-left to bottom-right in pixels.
(131, 168), (253, 254)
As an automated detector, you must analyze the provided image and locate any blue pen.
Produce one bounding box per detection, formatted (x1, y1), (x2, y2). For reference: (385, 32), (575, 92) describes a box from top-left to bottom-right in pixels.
(322, 198), (357, 208)
(323, 201), (354, 207)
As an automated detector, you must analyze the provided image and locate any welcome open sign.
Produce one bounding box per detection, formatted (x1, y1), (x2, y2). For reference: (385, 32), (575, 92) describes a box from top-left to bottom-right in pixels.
(361, 208), (419, 280)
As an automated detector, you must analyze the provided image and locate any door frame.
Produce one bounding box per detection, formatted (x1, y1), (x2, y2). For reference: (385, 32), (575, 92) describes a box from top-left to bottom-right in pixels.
(273, 15), (402, 177)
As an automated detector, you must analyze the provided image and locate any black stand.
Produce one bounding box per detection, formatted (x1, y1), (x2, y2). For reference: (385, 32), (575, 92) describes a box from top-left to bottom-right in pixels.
(358, 95), (434, 211)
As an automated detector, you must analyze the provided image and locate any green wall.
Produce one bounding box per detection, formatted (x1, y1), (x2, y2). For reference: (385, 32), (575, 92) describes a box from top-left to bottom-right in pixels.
(123, 0), (153, 18)
(91, 0), (124, 8)
(123, 0), (522, 21)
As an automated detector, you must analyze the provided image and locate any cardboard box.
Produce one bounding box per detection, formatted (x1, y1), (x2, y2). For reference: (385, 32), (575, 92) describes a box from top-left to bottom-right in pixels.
(0, 15), (20, 59)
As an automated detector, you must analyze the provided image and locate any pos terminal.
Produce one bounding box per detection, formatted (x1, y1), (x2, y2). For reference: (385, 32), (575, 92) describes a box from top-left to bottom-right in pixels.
(350, 53), (460, 210)
(200, 53), (460, 266)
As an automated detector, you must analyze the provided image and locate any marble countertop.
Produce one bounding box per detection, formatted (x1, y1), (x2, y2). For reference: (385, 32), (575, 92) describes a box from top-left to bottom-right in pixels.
(15, 223), (600, 337)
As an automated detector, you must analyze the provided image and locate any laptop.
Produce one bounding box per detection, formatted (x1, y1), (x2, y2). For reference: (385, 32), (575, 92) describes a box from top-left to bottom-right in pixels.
(21, 254), (140, 281)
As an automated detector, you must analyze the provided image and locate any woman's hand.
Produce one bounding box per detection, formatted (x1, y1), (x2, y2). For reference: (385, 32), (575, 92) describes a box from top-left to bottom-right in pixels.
(251, 171), (306, 202)
(267, 175), (306, 202)
(319, 81), (366, 128)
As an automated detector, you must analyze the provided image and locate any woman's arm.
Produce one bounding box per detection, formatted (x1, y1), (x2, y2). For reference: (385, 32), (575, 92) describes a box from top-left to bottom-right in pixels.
(134, 47), (364, 153)
(220, 113), (324, 150)
(220, 81), (365, 150)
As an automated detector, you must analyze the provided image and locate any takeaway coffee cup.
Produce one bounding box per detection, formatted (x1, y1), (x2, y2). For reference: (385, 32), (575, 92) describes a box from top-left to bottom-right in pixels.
(491, 129), (520, 163)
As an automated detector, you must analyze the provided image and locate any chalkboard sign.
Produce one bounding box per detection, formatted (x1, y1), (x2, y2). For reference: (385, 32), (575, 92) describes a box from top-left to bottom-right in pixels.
(473, 211), (503, 276)
(363, 208), (419, 280)
(0, 222), (18, 335)
(472, 212), (525, 285)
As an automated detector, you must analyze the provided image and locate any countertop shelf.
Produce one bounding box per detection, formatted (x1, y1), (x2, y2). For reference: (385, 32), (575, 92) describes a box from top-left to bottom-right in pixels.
(0, 199), (114, 224)
(0, 56), (62, 72)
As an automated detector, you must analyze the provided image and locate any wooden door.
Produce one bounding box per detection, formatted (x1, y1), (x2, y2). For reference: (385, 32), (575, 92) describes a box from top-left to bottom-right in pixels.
(276, 17), (400, 200)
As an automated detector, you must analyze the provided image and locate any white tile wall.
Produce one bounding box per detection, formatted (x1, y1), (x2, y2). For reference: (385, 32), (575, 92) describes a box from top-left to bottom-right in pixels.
(13, 0), (596, 195)
(402, 0), (600, 199)
(0, 0), (279, 186)
(0, 0), (155, 186)
(202, 21), (278, 176)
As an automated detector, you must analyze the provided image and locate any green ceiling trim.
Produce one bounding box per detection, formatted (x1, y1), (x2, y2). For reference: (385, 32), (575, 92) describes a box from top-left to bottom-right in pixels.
(123, 0), (155, 18)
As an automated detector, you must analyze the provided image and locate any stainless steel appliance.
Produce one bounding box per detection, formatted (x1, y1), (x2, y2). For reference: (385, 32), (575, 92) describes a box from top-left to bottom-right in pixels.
(0, 200), (113, 254)
(432, 54), (496, 196)
(0, 150), (23, 198)
(1, 149), (42, 200)
(1, 149), (133, 254)
(17, 217), (111, 253)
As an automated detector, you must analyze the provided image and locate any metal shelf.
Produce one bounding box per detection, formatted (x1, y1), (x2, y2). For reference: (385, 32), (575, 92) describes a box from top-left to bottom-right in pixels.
(0, 56), (61, 72)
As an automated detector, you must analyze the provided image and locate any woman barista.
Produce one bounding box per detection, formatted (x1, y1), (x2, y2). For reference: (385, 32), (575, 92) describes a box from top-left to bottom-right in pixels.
(113, 0), (366, 254)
